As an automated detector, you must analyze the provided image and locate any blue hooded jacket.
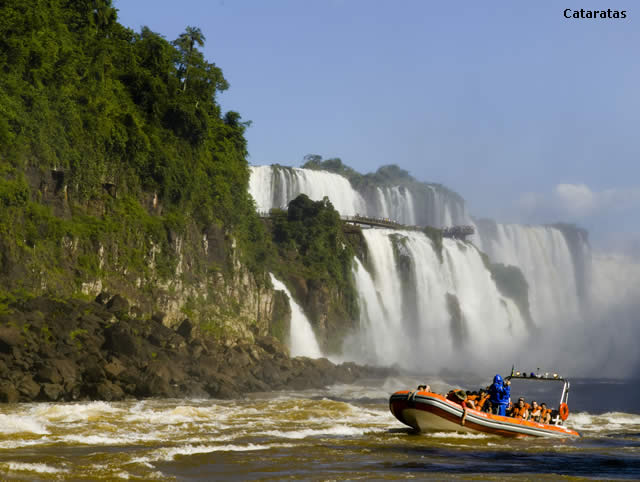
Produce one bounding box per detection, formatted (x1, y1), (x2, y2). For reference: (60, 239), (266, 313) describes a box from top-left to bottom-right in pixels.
(489, 374), (510, 405)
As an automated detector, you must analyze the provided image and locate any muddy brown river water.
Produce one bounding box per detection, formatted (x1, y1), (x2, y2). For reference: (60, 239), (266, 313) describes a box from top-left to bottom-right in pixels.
(1, 376), (639, 480)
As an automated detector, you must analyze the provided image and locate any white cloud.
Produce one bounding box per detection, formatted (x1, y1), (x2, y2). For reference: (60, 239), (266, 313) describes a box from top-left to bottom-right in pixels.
(553, 183), (596, 217)
(517, 183), (640, 222)
(513, 183), (640, 253)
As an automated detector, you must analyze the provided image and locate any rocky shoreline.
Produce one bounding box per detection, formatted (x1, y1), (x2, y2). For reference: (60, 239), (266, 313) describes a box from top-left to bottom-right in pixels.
(0, 294), (393, 403)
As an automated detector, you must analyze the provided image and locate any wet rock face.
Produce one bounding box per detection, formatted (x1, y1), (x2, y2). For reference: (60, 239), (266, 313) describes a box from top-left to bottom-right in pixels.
(0, 294), (395, 403)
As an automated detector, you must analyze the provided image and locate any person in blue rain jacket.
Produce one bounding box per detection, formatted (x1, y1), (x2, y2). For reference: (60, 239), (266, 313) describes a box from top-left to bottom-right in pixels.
(488, 374), (511, 416)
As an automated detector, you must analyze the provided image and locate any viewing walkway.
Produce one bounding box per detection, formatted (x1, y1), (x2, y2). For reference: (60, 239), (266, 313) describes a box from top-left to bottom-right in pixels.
(258, 211), (475, 240)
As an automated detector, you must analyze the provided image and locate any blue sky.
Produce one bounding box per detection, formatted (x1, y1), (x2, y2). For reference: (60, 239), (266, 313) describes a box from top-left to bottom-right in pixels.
(114, 1), (639, 252)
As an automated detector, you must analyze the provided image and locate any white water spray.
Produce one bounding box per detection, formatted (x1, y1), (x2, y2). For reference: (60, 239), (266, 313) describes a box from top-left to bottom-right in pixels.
(344, 229), (528, 372)
(269, 274), (323, 358)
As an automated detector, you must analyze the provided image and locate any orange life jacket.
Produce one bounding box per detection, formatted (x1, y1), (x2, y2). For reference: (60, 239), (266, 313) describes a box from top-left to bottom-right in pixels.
(476, 393), (490, 410)
(512, 403), (530, 419)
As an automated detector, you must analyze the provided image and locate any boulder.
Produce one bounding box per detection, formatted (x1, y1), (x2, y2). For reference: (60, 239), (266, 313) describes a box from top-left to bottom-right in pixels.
(0, 326), (21, 354)
(205, 373), (240, 399)
(40, 383), (63, 401)
(104, 357), (126, 379)
(94, 380), (124, 401)
(35, 366), (63, 385)
(17, 375), (41, 400)
(106, 294), (129, 315)
(103, 324), (138, 356)
(94, 291), (112, 305)
(151, 312), (166, 324)
(176, 318), (193, 340)
(225, 347), (252, 370)
(147, 323), (175, 347)
(82, 357), (106, 383)
(253, 358), (286, 387)
(255, 335), (288, 356)
(0, 381), (19, 403)
(49, 359), (79, 385)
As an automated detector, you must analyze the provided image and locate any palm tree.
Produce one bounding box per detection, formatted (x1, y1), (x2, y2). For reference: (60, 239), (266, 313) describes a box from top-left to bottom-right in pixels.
(174, 26), (206, 92)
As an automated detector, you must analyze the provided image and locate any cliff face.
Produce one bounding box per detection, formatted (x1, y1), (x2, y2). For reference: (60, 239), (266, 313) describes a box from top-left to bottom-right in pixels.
(264, 196), (364, 354)
(1, 167), (281, 345)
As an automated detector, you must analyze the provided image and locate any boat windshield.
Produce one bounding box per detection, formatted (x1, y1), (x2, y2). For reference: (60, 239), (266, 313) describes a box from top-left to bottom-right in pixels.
(507, 377), (568, 410)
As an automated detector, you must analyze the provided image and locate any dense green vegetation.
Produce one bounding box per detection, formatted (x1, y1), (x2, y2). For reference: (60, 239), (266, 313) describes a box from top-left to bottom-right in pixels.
(302, 155), (462, 201)
(0, 1), (270, 300)
(268, 195), (359, 350)
(270, 195), (357, 310)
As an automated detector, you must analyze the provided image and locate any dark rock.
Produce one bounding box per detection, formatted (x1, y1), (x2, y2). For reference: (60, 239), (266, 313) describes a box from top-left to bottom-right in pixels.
(35, 366), (62, 385)
(255, 335), (288, 356)
(17, 375), (41, 399)
(118, 366), (143, 388)
(106, 295), (129, 315)
(205, 373), (240, 399)
(254, 358), (286, 386)
(40, 383), (63, 401)
(0, 381), (19, 403)
(50, 359), (79, 385)
(151, 312), (166, 323)
(190, 341), (205, 360)
(0, 326), (22, 354)
(180, 381), (209, 399)
(176, 318), (193, 340)
(147, 323), (174, 347)
(95, 291), (111, 305)
(104, 323), (138, 356)
(138, 373), (171, 397)
(226, 347), (252, 370)
(130, 306), (143, 319)
(104, 357), (126, 379)
(38, 343), (57, 359)
(82, 358), (106, 383)
(94, 380), (124, 401)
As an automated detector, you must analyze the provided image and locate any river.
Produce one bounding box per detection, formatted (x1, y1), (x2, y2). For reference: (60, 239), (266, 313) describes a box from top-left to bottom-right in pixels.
(1, 376), (639, 480)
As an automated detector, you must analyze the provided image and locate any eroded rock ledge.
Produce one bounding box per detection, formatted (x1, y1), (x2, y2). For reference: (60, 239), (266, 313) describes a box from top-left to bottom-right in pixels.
(0, 294), (393, 403)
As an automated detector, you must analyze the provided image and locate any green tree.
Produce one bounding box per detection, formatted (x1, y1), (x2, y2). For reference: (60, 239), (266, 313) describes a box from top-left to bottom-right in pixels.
(173, 26), (205, 92)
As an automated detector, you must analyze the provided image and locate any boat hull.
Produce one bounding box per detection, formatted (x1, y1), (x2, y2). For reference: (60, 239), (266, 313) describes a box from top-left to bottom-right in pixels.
(390, 390), (580, 438)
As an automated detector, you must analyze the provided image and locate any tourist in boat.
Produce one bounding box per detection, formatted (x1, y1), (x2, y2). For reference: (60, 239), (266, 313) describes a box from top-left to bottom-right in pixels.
(540, 403), (552, 424)
(529, 401), (541, 422)
(476, 389), (491, 412)
(465, 391), (478, 409)
(446, 389), (472, 426)
(509, 397), (530, 419)
(488, 374), (511, 416)
(446, 389), (467, 404)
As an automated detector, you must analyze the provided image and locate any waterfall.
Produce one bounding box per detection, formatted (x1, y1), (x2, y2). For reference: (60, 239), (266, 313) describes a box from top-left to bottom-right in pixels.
(344, 229), (528, 372)
(269, 274), (323, 358)
(250, 163), (632, 375)
(475, 221), (584, 326)
(249, 166), (367, 215)
(249, 165), (469, 226)
(374, 186), (417, 225)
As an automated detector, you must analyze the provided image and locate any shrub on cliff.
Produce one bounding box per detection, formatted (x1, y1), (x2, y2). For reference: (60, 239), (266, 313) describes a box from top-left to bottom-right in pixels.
(0, 1), (269, 303)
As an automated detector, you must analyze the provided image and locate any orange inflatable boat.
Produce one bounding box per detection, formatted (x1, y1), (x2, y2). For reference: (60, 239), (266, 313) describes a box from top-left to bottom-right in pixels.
(389, 373), (580, 438)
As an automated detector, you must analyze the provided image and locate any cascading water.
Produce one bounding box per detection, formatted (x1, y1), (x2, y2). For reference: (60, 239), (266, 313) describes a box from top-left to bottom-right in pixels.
(374, 186), (417, 225)
(250, 166), (367, 214)
(475, 222), (584, 326)
(250, 163), (636, 376)
(343, 229), (528, 372)
(249, 165), (470, 227)
(269, 274), (323, 358)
